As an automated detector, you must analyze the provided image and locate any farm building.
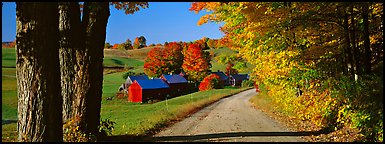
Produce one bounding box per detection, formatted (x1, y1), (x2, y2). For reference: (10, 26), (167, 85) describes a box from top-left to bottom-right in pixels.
(128, 79), (170, 103)
(228, 74), (249, 86)
(119, 75), (149, 91)
(160, 74), (189, 97)
(179, 70), (188, 81)
(211, 71), (229, 86)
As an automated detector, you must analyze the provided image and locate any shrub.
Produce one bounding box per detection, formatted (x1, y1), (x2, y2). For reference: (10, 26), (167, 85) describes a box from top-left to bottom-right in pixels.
(199, 74), (221, 91)
(63, 116), (96, 142)
(99, 118), (116, 138)
(241, 79), (254, 88)
(115, 91), (126, 99)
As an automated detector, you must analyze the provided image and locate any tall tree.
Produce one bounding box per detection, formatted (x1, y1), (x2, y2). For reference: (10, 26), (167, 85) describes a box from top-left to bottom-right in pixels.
(138, 35), (146, 48)
(362, 2), (372, 74)
(143, 47), (164, 77)
(16, 2), (62, 141)
(163, 42), (184, 74)
(182, 43), (211, 83)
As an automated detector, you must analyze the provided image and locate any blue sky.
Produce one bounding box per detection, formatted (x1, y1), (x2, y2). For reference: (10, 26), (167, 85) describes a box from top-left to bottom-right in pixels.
(2, 2), (224, 45)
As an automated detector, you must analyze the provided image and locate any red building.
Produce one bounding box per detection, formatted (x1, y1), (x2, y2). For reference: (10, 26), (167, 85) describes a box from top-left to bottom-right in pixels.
(128, 79), (170, 103)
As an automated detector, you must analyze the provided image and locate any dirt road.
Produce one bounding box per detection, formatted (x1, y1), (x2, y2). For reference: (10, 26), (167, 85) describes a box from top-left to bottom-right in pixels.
(152, 88), (304, 142)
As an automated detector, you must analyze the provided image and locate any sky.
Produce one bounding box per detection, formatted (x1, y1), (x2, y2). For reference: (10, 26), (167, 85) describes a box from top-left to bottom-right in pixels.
(2, 2), (225, 45)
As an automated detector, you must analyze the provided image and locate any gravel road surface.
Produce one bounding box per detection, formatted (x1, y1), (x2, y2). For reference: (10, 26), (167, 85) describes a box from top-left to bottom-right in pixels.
(152, 88), (304, 142)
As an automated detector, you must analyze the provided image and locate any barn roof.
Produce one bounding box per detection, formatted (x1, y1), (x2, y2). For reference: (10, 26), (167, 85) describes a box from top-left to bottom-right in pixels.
(161, 74), (188, 84)
(231, 74), (249, 80)
(211, 71), (228, 81)
(135, 79), (170, 90)
(126, 75), (149, 83)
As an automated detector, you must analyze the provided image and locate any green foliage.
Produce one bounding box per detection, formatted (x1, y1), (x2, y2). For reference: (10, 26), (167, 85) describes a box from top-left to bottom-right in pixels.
(121, 39), (133, 50)
(241, 79), (254, 88)
(99, 118), (116, 136)
(104, 43), (112, 49)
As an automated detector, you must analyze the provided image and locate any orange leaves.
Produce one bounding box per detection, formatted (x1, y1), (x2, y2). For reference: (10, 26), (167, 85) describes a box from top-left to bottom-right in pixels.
(143, 42), (184, 78)
(198, 74), (221, 91)
(182, 43), (211, 82)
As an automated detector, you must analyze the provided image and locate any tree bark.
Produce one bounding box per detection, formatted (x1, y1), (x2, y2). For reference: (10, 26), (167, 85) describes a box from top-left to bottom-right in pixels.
(16, 2), (62, 142)
(362, 2), (372, 74)
(58, 2), (81, 123)
(83, 2), (110, 138)
(350, 5), (361, 78)
(343, 7), (354, 78)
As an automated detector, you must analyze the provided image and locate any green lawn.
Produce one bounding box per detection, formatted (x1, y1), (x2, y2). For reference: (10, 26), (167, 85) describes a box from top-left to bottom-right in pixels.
(2, 48), (16, 67)
(2, 68), (17, 120)
(103, 57), (144, 68)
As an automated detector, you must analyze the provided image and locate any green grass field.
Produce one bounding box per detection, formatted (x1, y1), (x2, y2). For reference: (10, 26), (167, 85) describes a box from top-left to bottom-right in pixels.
(2, 48), (16, 67)
(2, 47), (251, 141)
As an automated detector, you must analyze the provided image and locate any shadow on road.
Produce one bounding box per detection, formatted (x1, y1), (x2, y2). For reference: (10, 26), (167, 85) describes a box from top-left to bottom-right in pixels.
(102, 126), (334, 142)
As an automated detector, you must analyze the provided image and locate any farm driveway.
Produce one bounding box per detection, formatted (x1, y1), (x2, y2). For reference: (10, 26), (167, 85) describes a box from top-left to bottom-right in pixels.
(151, 88), (304, 142)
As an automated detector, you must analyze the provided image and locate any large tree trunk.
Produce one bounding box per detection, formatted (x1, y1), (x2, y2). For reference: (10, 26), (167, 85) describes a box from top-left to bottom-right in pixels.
(362, 2), (372, 74)
(83, 2), (110, 138)
(16, 2), (62, 142)
(58, 2), (81, 123)
(72, 2), (110, 139)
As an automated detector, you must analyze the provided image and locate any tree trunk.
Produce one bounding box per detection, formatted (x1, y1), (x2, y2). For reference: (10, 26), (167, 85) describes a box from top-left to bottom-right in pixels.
(16, 2), (62, 142)
(351, 5), (361, 78)
(58, 2), (81, 123)
(83, 2), (110, 138)
(362, 2), (372, 74)
(344, 7), (354, 78)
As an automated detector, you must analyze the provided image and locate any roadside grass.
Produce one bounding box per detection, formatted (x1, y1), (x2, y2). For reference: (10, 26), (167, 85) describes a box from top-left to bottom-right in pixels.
(2, 68), (17, 142)
(2, 68), (17, 120)
(1, 123), (17, 142)
(101, 87), (251, 136)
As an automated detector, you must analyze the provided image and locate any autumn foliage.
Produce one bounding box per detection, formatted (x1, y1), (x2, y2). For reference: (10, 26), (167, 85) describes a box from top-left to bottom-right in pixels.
(143, 42), (184, 78)
(198, 74), (221, 91)
(182, 43), (211, 82)
(225, 62), (238, 76)
(191, 2), (383, 141)
(143, 47), (164, 77)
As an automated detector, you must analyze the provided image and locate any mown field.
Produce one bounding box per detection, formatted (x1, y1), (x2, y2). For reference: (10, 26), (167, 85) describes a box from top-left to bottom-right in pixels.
(2, 47), (252, 141)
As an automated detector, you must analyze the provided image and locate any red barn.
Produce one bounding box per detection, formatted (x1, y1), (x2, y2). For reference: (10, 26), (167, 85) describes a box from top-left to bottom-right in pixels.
(128, 79), (170, 103)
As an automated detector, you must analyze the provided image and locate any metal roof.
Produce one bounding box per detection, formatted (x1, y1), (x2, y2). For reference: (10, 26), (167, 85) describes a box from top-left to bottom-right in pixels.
(134, 79), (170, 89)
(125, 75), (149, 83)
(161, 74), (188, 84)
(230, 74), (249, 80)
(211, 72), (229, 80)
